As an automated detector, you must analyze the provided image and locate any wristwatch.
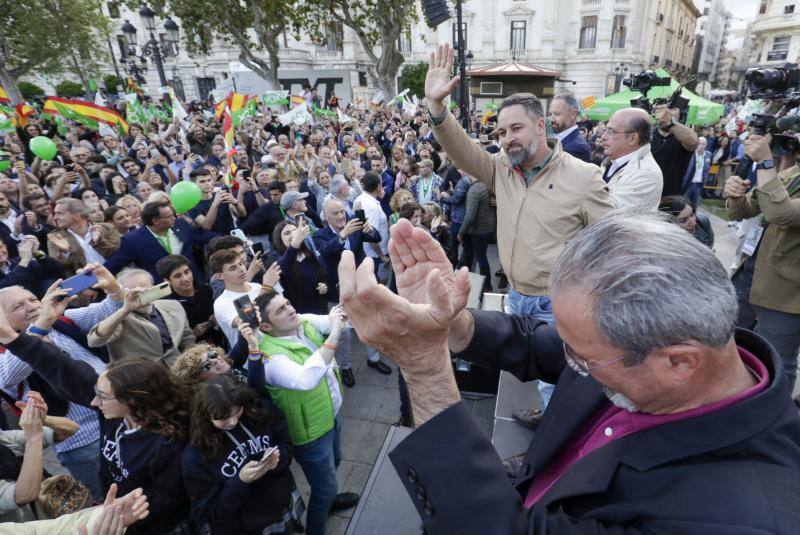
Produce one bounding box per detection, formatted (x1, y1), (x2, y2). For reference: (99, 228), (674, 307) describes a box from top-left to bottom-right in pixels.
(756, 159), (775, 170)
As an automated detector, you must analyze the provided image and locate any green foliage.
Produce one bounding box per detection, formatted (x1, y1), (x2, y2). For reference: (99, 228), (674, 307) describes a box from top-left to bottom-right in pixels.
(55, 80), (85, 98)
(103, 75), (121, 92)
(399, 62), (428, 99)
(18, 82), (45, 99)
(0, 0), (111, 79)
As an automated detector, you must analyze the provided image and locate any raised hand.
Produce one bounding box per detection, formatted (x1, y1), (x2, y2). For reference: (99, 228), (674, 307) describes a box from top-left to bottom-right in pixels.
(425, 43), (461, 116)
(262, 261), (281, 287)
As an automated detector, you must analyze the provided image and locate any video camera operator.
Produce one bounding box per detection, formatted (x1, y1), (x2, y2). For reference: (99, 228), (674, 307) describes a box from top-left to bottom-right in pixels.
(652, 103), (699, 196)
(725, 132), (800, 392)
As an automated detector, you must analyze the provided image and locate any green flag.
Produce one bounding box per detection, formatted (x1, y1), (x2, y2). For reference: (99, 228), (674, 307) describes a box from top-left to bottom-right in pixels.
(312, 105), (336, 119)
(88, 79), (98, 92)
(126, 95), (149, 127)
(263, 90), (289, 108)
(231, 99), (258, 126)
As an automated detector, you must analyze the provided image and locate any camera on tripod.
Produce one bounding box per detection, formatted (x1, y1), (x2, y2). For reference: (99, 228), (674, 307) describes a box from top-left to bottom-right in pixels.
(623, 71), (672, 114)
(742, 64), (800, 160)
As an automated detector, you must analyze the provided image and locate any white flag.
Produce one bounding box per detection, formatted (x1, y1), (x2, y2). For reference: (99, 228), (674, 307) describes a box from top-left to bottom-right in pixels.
(337, 108), (354, 124)
(94, 91), (106, 107)
(278, 105), (313, 126)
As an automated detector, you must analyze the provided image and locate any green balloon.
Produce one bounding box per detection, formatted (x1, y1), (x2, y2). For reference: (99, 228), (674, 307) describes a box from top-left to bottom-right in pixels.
(29, 136), (58, 161)
(0, 152), (9, 173)
(170, 181), (202, 214)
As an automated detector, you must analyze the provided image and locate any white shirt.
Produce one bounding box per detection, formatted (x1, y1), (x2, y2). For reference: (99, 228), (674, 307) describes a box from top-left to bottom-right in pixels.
(692, 152), (705, 183)
(214, 283), (262, 347)
(555, 125), (579, 142)
(68, 227), (105, 264)
(262, 314), (342, 415)
(0, 209), (16, 234)
(607, 150), (638, 178)
(354, 192), (388, 257)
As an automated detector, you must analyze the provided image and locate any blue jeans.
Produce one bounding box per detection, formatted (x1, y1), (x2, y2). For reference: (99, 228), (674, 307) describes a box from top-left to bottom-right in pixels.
(293, 417), (342, 535)
(57, 440), (103, 501)
(508, 289), (556, 410)
(685, 182), (702, 212)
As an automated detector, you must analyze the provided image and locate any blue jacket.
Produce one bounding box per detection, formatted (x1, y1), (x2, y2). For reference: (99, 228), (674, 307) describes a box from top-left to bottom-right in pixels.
(681, 150), (713, 192)
(312, 220), (381, 302)
(559, 129), (591, 163)
(380, 170), (395, 217)
(441, 175), (472, 224)
(104, 218), (218, 282)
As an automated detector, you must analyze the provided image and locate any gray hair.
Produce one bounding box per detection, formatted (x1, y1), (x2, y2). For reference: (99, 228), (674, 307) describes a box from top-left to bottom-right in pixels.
(330, 175), (349, 198)
(117, 267), (153, 287)
(498, 93), (544, 122)
(322, 196), (345, 216)
(55, 198), (90, 218)
(553, 93), (580, 114)
(628, 113), (652, 146)
(549, 210), (737, 361)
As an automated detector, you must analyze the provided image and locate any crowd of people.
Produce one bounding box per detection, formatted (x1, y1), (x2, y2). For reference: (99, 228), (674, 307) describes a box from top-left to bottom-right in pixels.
(0, 38), (797, 534)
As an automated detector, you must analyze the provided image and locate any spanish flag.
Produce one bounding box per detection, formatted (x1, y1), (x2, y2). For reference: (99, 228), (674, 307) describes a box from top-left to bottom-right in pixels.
(14, 103), (35, 126)
(581, 96), (597, 110)
(127, 78), (145, 99)
(215, 92), (258, 120)
(0, 87), (9, 104)
(290, 95), (306, 108)
(214, 94), (230, 119)
(43, 97), (128, 133)
(222, 107), (237, 187)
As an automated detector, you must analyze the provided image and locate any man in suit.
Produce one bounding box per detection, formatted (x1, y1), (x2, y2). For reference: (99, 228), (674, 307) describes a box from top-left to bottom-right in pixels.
(87, 267), (195, 367)
(313, 197), (385, 385)
(48, 198), (121, 277)
(599, 108), (664, 211)
(104, 201), (217, 282)
(549, 93), (591, 162)
(681, 136), (713, 211)
(338, 213), (800, 533)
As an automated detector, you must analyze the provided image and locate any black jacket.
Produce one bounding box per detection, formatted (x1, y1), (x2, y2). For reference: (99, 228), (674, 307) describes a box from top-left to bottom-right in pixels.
(389, 310), (800, 534)
(182, 403), (296, 535)
(5, 334), (191, 535)
(312, 220), (381, 302)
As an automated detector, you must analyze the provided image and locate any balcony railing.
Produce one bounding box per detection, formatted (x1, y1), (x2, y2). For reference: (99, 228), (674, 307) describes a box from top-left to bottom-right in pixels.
(576, 48), (596, 55)
(316, 49), (343, 59)
(581, 0), (601, 6)
(751, 12), (798, 33)
(277, 48), (312, 61)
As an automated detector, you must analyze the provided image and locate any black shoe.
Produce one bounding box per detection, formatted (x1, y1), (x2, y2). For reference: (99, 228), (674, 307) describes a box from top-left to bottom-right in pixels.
(341, 368), (355, 387)
(367, 359), (392, 375)
(330, 492), (360, 512)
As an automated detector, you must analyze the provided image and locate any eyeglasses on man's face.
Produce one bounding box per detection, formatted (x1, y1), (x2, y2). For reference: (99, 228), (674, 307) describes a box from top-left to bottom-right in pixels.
(562, 342), (639, 377)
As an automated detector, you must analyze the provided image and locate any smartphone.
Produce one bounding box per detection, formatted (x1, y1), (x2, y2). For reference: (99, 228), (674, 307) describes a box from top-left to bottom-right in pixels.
(251, 242), (264, 257)
(258, 446), (279, 466)
(213, 186), (222, 193)
(230, 229), (247, 243)
(149, 148), (160, 158)
(60, 272), (98, 297)
(138, 281), (172, 305)
(354, 209), (366, 224)
(233, 295), (260, 329)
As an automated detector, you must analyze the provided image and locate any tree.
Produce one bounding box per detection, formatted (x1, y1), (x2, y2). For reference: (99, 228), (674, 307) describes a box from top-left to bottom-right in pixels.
(103, 74), (121, 92)
(146, 0), (312, 91)
(0, 0), (111, 104)
(399, 62), (428, 99)
(312, 0), (417, 98)
(55, 80), (85, 98)
(18, 81), (45, 99)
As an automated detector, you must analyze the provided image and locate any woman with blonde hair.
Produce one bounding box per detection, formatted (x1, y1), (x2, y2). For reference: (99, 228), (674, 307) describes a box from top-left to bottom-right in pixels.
(171, 342), (247, 390)
(115, 195), (142, 228)
(388, 189), (414, 226)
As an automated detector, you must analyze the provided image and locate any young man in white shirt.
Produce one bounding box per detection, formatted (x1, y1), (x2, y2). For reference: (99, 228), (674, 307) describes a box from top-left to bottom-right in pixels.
(246, 292), (359, 535)
(210, 248), (280, 348)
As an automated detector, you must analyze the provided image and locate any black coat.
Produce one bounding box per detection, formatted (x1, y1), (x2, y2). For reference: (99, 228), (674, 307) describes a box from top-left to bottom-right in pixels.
(312, 220), (381, 302)
(389, 310), (800, 534)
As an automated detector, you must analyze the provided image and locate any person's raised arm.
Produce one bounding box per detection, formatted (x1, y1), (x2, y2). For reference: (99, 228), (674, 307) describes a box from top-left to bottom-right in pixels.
(13, 401), (45, 506)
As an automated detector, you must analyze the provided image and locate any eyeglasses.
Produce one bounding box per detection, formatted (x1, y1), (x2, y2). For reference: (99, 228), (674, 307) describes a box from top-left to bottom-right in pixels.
(202, 351), (221, 371)
(93, 385), (116, 404)
(563, 342), (639, 377)
(602, 128), (636, 137)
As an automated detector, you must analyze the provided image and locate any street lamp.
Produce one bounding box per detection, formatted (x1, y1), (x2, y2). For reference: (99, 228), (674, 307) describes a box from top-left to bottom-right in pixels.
(119, 7), (180, 92)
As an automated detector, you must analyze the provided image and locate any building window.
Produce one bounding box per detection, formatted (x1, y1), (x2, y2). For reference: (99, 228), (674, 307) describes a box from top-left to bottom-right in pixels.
(325, 22), (343, 52)
(107, 1), (120, 18)
(785, 4), (795, 14)
(510, 21), (526, 52)
(759, 0), (767, 13)
(611, 15), (626, 48)
(358, 71), (368, 87)
(579, 16), (597, 49)
(398, 28), (412, 53)
(772, 35), (791, 51)
(452, 22), (467, 50)
(116, 35), (128, 58)
(703, 7), (709, 15)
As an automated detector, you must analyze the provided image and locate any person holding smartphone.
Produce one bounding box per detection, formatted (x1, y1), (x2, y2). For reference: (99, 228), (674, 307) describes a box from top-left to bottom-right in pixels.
(182, 376), (304, 535)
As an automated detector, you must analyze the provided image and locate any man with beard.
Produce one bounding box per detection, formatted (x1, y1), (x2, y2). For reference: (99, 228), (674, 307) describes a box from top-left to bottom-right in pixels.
(424, 44), (613, 422)
(337, 212), (800, 533)
(549, 93), (591, 162)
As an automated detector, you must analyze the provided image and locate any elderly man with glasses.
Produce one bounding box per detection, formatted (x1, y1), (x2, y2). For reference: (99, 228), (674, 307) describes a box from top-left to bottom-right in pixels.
(599, 107), (664, 211)
(338, 211), (800, 533)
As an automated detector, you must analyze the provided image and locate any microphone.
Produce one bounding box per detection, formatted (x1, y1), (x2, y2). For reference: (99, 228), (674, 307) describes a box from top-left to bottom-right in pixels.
(776, 114), (800, 131)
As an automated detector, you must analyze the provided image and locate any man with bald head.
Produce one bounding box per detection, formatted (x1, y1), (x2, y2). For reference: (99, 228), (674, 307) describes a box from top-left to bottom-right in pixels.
(599, 107), (663, 211)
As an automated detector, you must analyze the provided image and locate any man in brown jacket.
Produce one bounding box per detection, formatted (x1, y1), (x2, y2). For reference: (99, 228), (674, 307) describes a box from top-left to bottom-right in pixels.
(725, 133), (800, 392)
(425, 43), (613, 417)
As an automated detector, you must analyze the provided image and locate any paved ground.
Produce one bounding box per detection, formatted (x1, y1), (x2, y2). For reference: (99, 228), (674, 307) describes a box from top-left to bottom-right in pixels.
(291, 208), (785, 534)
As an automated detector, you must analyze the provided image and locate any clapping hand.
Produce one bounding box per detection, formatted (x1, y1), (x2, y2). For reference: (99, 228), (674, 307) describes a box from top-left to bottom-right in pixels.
(77, 483), (150, 535)
(290, 219), (311, 249)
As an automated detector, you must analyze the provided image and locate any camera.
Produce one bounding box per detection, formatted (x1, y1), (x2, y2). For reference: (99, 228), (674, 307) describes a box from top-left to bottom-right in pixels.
(745, 65), (800, 101)
(624, 71), (672, 114)
(623, 71), (672, 95)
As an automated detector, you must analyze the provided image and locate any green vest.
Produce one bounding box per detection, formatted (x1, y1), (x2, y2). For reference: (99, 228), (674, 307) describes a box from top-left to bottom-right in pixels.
(258, 320), (341, 445)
